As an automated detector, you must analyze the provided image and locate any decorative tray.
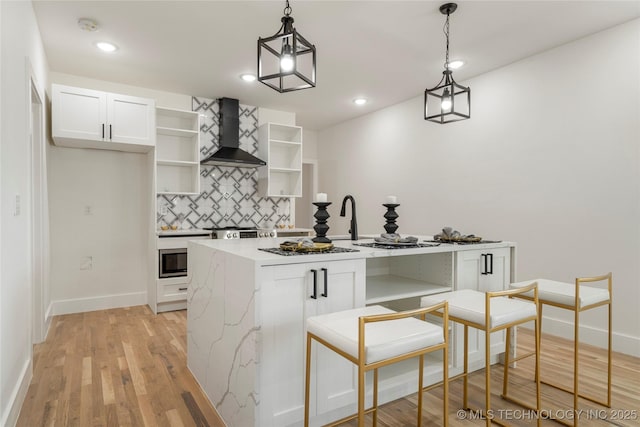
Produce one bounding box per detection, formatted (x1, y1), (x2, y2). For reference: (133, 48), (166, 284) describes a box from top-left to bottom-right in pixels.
(434, 236), (482, 243)
(279, 242), (334, 253)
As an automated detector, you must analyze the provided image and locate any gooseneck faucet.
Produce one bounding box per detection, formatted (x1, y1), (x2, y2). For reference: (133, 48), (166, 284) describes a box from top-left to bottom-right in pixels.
(340, 195), (358, 241)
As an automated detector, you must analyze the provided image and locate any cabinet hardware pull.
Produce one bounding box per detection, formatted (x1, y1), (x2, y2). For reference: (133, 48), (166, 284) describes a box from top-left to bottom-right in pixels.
(109, 124), (112, 140)
(178, 287), (187, 291)
(310, 269), (318, 299)
(481, 253), (488, 275)
(488, 253), (494, 275)
(321, 268), (328, 297)
(102, 123), (105, 139)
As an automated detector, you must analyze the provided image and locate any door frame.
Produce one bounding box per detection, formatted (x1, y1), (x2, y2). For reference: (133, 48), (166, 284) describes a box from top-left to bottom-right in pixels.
(27, 60), (48, 343)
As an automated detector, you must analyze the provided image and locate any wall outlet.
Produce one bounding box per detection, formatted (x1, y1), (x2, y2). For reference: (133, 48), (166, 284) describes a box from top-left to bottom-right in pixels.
(80, 256), (93, 270)
(84, 205), (93, 215)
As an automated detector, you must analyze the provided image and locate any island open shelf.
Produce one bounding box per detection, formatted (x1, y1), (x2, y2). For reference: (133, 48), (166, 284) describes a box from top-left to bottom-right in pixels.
(366, 275), (451, 304)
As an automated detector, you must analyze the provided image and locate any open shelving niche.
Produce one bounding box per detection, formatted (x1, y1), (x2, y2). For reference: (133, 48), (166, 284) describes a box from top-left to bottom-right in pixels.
(258, 122), (303, 198)
(364, 252), (456, 404)
(155, 107), (200, 195)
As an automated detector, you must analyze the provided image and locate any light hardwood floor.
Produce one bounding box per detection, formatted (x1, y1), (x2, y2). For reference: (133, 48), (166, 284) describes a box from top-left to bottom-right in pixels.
(17, 306), (639, 426)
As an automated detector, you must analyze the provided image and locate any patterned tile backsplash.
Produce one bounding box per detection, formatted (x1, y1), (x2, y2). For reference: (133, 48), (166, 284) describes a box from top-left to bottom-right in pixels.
(157, 97), (291, 229)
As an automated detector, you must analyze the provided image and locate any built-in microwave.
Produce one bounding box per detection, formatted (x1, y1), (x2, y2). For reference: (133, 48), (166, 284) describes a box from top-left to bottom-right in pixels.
(159, 248), (188, 278)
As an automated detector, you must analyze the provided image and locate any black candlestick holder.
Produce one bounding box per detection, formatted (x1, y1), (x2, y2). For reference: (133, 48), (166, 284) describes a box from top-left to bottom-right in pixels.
(312, 202), (332, 243)
(383, 203), (400, 234)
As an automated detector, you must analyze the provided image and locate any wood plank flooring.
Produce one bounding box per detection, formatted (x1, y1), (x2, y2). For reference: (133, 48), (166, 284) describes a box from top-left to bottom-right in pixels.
(17, 306), (640, 426)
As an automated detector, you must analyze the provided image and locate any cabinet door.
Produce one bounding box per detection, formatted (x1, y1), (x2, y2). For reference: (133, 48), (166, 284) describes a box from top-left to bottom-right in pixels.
(107, 93), (155, 146)
(454, 248), (511, 368)
(52, 85), (106, 142)
(315, 262), (364, 416)
(259, 260), (365, 427)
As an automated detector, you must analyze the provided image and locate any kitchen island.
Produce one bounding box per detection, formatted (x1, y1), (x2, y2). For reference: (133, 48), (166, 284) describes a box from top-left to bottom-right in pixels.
(187, 237), (516, 427)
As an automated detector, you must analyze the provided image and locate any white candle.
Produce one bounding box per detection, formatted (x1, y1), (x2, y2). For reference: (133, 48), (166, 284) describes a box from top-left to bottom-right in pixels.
(316, 193), (327, 202)
(385, 195), (397, 204)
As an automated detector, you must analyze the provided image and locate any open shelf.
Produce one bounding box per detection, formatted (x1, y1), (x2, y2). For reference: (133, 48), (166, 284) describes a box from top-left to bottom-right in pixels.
(258, 122), (303, 197)
(366, 275), (451, 304)
(155, 107), (200, 195)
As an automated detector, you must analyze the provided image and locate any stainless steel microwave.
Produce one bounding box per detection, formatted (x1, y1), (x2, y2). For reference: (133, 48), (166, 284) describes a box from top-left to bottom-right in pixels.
(159, 248), (188, 278)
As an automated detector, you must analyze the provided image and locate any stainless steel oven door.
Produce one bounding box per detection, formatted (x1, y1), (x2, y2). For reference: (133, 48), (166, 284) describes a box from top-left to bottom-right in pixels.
(159, 248), (188, 278)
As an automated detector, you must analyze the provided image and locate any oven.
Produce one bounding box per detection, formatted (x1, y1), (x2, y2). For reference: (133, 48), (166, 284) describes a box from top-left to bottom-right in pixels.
(159, 248), (188, 278)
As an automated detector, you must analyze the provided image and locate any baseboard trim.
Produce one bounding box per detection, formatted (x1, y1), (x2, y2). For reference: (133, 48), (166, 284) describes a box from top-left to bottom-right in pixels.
(2, 357), (32, 427)
(51, 291), (147, 316)
(43, 301), (53, 340)
(538, 315), (639, 357)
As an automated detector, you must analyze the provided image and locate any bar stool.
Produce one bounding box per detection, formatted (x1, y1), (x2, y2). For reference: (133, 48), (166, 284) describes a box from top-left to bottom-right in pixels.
(421, 285), (541, 427)
(304, 303), (449, 427)
(510, 273), (612, 426)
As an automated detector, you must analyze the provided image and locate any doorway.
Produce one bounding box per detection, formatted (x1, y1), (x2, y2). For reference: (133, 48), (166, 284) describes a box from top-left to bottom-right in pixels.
(29, 66), (48, 343)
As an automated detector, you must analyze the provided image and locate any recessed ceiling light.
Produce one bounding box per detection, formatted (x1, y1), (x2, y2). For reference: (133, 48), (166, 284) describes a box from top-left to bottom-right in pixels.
(447, 60), (465, 70)
(240, 73), (257, 82)
(353, 98), (368, 106)
(78, 18), (99, 32)
(96, 42), (118, 52)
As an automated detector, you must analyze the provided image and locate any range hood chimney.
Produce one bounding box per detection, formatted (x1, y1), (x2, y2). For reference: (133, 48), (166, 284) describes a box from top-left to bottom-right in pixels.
(200, 98), (267, 168)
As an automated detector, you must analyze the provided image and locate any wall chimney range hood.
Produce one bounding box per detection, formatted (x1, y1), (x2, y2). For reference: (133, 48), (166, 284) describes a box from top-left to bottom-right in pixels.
(200, 98), (267, 168)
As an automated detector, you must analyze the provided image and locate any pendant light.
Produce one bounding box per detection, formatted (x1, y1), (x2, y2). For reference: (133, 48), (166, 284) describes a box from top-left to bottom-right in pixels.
(258, 0), (317, 93)
(425, 3), (470, 123)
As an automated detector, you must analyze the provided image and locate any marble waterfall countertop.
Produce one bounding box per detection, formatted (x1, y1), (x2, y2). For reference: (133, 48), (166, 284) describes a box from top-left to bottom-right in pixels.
(189, 235), (515, 265)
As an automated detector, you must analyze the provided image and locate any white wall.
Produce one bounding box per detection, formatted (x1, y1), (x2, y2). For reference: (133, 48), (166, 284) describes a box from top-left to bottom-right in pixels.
(47, 73), (191, 314)
(0, 1), (49, 425)
(318, 20), (640, 356)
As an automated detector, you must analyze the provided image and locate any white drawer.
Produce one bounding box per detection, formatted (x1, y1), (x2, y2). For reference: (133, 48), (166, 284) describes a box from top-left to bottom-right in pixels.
(158, 282), (188, 303)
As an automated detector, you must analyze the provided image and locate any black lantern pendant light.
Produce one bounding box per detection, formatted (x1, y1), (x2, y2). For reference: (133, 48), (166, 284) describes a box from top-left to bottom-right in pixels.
(425, 3), (470, 123)
(258, 0), (317, 93)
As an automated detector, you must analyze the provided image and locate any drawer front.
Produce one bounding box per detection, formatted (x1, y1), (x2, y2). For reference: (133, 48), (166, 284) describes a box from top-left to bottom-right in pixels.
(158, 282), (188, 303)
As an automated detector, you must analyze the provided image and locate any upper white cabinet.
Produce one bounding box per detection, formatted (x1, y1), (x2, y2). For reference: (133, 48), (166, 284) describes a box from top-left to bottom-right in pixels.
(155, 107), (200, 195)
(52, 84), (155, 153)
(258, 122), (303, 197)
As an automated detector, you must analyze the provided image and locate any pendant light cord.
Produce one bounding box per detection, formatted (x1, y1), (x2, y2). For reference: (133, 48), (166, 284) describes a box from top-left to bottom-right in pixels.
(443, 12), (450, 70)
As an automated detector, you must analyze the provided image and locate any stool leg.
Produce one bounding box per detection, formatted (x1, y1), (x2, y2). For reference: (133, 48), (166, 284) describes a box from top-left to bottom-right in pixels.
(374, 368), (379, 427)
(485, 329), (491, 427)
(443, 334), (449, 427)
(574, 308), (580, 427)
(502, 326), (512, 397)
(535, 315), (541, 427)
(607, 301), (612, 407)
(536, 304), (543, 383)
(418, 355), (424, 427)
(358, 364), (365, 427)
(463, 325), (469, 409)
(304, 334), (312, 427)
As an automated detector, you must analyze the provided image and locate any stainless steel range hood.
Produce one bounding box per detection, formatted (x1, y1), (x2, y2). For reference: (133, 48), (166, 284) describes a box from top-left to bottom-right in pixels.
(200, 98), (266, 168)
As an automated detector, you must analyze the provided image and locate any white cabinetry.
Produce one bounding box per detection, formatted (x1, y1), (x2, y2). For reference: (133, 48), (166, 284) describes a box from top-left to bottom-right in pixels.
(52, 84), (155, 152)
(155, 107), (201, 195)
(258, 123), (303, 197)
(454, 247), (511, 368)
(260, 259), (366, 427)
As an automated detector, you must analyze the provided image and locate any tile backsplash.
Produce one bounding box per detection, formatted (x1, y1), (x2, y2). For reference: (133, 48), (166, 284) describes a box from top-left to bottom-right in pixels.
(157, 97), (290, 229)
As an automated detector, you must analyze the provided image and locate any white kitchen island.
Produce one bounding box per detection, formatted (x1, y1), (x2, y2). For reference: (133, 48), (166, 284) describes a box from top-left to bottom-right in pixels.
(187, 237), (516, 427)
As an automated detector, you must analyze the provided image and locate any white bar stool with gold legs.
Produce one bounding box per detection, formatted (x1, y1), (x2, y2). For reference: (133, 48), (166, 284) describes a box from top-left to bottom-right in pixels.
(510, 273), (612, 426)
(304, 303), (449, 427)
(421, 284), (541, 427)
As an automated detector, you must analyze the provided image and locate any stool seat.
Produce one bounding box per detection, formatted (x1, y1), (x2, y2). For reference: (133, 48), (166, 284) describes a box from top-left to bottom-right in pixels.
(421, 289), (537, 328)
(307, 305), (444, 364)
(510, 279), (610, 309)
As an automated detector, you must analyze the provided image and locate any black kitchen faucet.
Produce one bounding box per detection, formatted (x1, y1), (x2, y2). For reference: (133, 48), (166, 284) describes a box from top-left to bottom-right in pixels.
(340, 195), (358, 241)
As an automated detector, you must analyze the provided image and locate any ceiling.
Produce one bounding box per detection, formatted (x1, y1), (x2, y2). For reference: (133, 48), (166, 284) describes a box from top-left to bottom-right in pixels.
(33, 1), (640, 130)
